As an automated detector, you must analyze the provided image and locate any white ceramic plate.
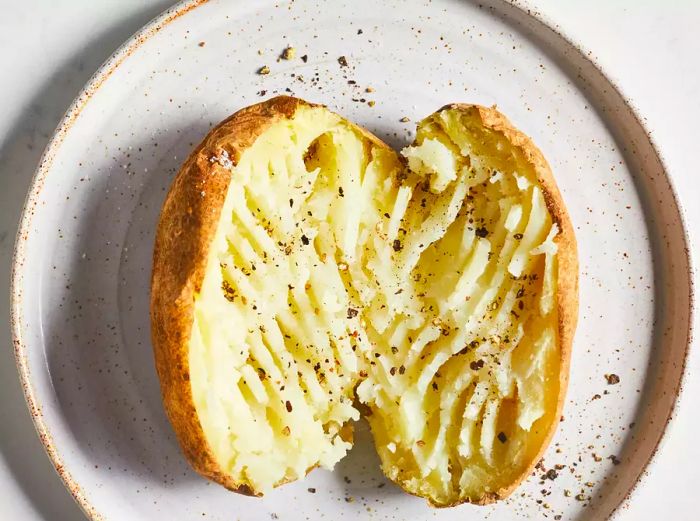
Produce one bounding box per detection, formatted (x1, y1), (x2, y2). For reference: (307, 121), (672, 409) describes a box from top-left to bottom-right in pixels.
(11, 1), (693, 519)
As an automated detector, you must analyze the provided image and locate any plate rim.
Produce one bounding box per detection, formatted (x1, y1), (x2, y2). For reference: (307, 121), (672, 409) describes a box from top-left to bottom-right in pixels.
(504, 1), (695, 517)
(9, 0), (695, 519)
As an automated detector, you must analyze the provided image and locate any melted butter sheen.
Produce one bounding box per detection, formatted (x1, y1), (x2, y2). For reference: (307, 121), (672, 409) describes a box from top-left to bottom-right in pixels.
(189, 106), (560, 503)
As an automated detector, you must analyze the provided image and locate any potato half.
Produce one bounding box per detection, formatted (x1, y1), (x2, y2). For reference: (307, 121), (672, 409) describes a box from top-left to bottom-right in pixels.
(150, 96), (577, 505)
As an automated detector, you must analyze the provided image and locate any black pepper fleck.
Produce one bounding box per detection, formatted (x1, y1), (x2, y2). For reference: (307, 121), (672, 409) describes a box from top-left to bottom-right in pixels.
(606, 373), (620, 385)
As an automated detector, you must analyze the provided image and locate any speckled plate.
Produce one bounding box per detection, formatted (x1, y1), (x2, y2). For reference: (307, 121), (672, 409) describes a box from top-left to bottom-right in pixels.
(10, 0), (693, 520)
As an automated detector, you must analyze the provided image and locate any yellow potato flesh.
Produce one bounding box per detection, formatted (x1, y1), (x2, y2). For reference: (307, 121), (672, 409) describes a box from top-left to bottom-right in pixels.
(189, 105), (560, 503)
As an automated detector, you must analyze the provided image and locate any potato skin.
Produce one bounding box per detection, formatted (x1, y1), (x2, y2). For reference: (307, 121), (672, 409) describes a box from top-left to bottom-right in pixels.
(151, 97), (577, 504)
(150, 96), (314, 495)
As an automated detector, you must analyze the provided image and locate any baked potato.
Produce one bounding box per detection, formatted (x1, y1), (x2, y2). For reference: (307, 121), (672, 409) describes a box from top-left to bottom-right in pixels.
(150, 96), (577, 506)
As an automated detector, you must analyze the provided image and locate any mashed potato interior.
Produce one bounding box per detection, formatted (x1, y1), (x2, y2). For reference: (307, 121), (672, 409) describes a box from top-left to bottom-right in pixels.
(189, 105), (560, 503)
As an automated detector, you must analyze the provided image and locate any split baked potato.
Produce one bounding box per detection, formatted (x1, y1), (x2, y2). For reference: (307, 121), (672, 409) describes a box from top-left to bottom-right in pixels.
(150, 96), (577, 506)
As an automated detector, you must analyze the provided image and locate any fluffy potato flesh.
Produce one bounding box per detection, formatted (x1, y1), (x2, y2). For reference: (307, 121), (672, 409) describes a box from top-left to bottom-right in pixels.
(189, 104), (561, 503)
(360, 107), (561, 505)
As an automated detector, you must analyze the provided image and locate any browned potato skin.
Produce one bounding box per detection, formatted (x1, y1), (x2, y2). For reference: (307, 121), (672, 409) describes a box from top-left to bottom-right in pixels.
(150, 97), (577, 504)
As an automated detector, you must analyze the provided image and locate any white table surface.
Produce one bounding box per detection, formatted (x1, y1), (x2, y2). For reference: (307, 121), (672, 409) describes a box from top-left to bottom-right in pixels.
(1, 1), (697, 519)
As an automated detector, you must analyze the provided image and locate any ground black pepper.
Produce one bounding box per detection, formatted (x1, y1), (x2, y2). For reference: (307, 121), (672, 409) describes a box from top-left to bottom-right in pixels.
(470, 359), (485, 370)
(606, 373), (620, 385)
